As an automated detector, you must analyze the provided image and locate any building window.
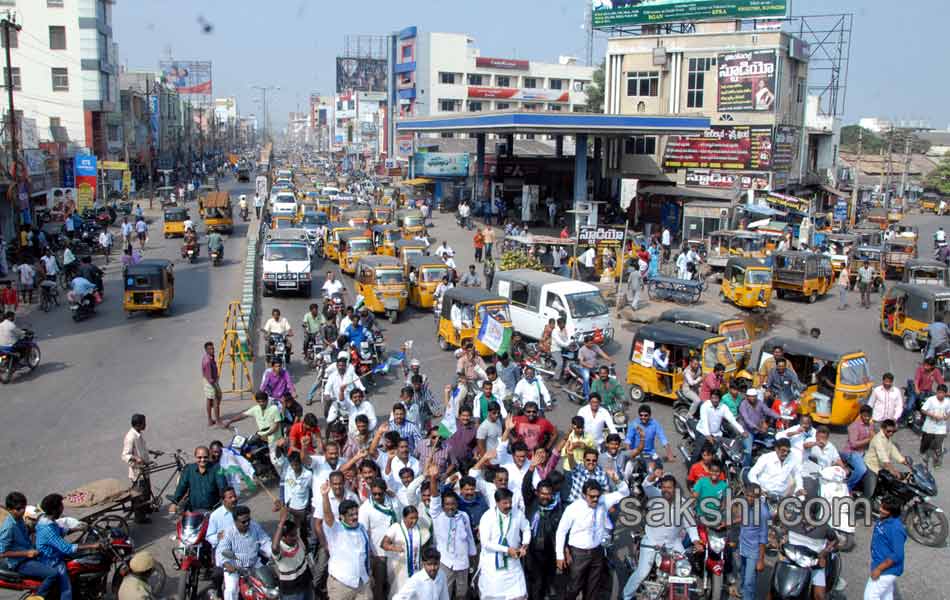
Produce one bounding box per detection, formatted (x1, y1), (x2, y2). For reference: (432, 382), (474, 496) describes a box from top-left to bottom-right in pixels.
(402, 45), (412, 60)
(624, 136), (656, 155)
(796, 78), (806, 103)
(468, 101), (483, 112)
(550, 79), (563, 90)
(626, 71), (659, 97)
(439, 72), (455, 84)
(467, 74), (484, 86)
(51, 67), (69, 91)
(523, 103), (541, 111)
(496, 102), (511, 110)
(48, 0), (65, 6)
(3, 67), (20, 90)
(524, 77), (537, 88)
(439, 99), (457, 112)
(496, 75), (510, 88)
(548, 104), (563, 111)
(686, 58), (712, 108)
(49, 26), (67, 50)
(1, 27), (15, 48)
(49, 117), (61, 128)
(107, 124), (121, 143)
(573, 80), (589, 92)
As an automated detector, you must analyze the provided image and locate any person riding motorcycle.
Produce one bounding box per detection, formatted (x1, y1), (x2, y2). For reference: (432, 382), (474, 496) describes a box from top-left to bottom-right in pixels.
(181, 228), (199, 259)
(78, 256), (103, 293)
(924, 318), (950, 361)
(261, 308), (294, 361)
(238, 194), (248, 218)
(0, 310), (24, 352)
(67, 276), (97, 305)
(301, 303), (327, 356)
(765, 357), (804, 404)
(321, 353), (366, 405)
(207, 231), (224, 260)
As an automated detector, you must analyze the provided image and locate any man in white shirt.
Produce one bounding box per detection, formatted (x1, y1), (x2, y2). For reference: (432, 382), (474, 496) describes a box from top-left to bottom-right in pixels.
(578, 246), (596, 280)
(319, 355), (366, 405)
(691, 393), (746, 465)
(322, 271), (345, 299)
(98, 229), (114, 263)
(477, 488), (531, 600)
(748, 438), (805, 497)
(808, 426), (847, 470)
(120, 218), (133, 245)
(392, 547), (450, 600)
(776, 414), (817, 459)
(328, 387), (377, 435)
(920, 384), (950, 467)
(205, 488), (238, 564)
(555, 475), (629, 600)
(513, 366), (552, 410)
(576, 395), (618, 446)
(661, 227), (671, 261)
(319, 483), (371, 600)
(261, 308), (294, 360)
(427, 468), (478, 599)
(40, 250), (58, 281)
(868, 373), (904, 424)
(359, 478), (402, 600)
(434, 241), (454, 260)
(621, 472), (701, 600)
(496, 440), (532, 492)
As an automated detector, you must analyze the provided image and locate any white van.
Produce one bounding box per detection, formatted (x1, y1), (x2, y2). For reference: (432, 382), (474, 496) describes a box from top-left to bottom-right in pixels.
(492, 269), (613, 343)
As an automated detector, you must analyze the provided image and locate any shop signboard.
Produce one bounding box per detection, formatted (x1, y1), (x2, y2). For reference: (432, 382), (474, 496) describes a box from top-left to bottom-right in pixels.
(591, 0), (787, 28)
(159, 60), (213, 102)
(578, 225), (625, 243)
(717, 49), (777, 112)
(663, 125), (773, 170)
(74, 154), (97, 208)
(766, 192), (809, 213)
(834, 200), (848, 222)
(772, 125), (800, 169)
(685, 169), (771, 190)
(475, 57), (529, 70)
(467, 87), (569, 102)
(412, 152), (470, 177)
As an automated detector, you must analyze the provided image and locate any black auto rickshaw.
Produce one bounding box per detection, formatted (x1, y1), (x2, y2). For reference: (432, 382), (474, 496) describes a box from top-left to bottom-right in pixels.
(658, 308), (752, 367)
(123, 259), (175, 316)
(881, 283), (950, 350)
(903, 258), (950, 286)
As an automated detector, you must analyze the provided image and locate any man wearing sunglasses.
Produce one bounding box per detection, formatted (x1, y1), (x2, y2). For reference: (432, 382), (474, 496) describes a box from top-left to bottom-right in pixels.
(169, 446), (227, 513)
(217, 505), (272, 600)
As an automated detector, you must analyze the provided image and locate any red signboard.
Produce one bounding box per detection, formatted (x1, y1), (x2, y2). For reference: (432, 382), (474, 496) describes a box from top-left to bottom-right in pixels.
(467, 87), (569, 102)
(475, 57), (529, 70)
(662, 125), (773, 171)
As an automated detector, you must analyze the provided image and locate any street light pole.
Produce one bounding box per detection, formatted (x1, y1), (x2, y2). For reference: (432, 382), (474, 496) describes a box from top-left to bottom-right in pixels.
(250, 85), (279, 143)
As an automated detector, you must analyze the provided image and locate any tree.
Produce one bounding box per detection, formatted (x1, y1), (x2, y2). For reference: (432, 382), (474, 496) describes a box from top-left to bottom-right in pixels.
(586, 61), (605, 113)
(925, 156), (950, 195)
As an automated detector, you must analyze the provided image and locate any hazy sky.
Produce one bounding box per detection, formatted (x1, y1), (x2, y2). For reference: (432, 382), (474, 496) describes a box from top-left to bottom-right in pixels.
(113, 0), (948, 130)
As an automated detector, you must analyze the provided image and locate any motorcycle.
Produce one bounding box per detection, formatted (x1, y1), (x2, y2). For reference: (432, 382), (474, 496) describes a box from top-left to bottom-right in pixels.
(219, 552), (280, 600)
(182, 241), (199, 263)
(632, 540), (700, 600)
(0, 521), (166, 599)
(0, 329), (41, 384)
(240, 205), (249, 221)
(210, 247), (222, 267)
(693, 524), (729, 600)
(265, 333), (291, 367)
(804, 463), (855, 552)
(71, 292), (97, 322)
(873, 457), (948, 547)
(768, 531), (841, 600)
(170, 507), (211, 600)
(229, 427), (278, 484)
(521, 342), (558, 378)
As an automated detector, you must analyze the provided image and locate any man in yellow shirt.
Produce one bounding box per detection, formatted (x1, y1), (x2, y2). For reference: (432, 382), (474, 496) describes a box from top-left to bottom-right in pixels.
(562, 416), (596, 470)
(863, 419), (908, 498)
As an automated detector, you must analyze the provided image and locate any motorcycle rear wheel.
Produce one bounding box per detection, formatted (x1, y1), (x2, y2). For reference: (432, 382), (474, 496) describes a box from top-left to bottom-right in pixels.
(0, 361), (12, 384)
(27, 346), (40, 370)
(905, 504), (949, 547)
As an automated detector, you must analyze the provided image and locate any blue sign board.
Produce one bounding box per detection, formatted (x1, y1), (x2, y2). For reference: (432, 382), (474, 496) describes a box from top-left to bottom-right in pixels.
(60, 158), (75, 188)
(149, 95), (160, 146)
(413, 152), (470, 177)
(834, 200), (848, 222)
(74, 154), (97, 177)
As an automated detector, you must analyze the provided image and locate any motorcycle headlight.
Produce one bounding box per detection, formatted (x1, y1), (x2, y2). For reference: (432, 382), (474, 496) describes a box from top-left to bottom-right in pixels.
(265, 589), (280, 599)
(180, 528), (201, 546)
(708, 534), (726, 553)
(783, 545), (818, 569)
(675, 558), (692, 577)
(264, 273), (275, 280)
(613, 411), (627, 425)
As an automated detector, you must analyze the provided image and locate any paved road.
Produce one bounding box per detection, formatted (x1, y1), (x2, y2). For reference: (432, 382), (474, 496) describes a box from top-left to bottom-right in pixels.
(3, 200), (946, 599)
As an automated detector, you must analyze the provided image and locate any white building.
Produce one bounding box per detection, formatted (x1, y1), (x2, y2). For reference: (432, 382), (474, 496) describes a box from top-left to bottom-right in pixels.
(858, 117), (891, 134)
(1, 0), (118, 156)
(400, 31), (594, 124)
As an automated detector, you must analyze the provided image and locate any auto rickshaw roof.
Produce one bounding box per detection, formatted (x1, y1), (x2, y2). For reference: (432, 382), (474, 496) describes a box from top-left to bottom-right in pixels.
(855, 245), (883, 253)
(759, 336), (854, 363)
(371, 224), (401, 233)
(357, 255), (402, 269)
(884, 237), (916, 247)
(906, 258), (948, 270)
(888, 282), (950, 300)
(406, 254), (446, 269)
(658, 309), (743, 330)
(711, 229), (763, 238)
(328, 221), (354, 230)
(125, 259), (173, 275)
(442, 287), (506, 307)
(634, 322), (723, 347)
(396, 209), (424, 217)
(164, 207), (189, 218)
(824, 233), (857, 242)
(395, 239), (427, 248)
(725, 257), (769, 269)
(203, 191), (230, 208)
(339, 231), (372, 241)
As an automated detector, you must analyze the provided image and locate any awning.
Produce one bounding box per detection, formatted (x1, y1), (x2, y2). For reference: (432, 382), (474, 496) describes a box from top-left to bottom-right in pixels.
(820, 185), (849, 198)
(638, 185), (738, 201)
(765, 192), (809, 214)
(400, 178), (433, 185)
(737, 203), (787, 217)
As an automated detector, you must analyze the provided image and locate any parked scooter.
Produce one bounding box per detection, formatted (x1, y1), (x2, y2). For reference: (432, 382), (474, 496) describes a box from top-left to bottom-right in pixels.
(768, 530), (841, 600)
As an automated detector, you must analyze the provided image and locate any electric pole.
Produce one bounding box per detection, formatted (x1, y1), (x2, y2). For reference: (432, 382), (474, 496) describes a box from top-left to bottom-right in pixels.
(144, 77), (155, 208)
(899, 132), (912, 213)
(2, 15), (21, 194)
(848, 128), (862, 229)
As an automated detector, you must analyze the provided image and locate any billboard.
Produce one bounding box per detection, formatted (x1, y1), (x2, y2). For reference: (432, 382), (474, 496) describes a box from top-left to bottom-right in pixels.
(685, 169), (772, 191)
(475, 57), (529, 70)
(413, 153), (470, 177)
(591, 0), (787, 28)
(468, 87), (569, 102)
(159, 60), (212, 99)
(772, 125), (800, 169)
(336, 57), (387, 93)
(717, 50), (777, 112)
(662, 125), (773, 171)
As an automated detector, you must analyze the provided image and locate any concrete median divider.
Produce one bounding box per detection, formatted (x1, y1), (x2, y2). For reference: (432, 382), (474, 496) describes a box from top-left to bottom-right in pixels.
(236, 223), (261, 359)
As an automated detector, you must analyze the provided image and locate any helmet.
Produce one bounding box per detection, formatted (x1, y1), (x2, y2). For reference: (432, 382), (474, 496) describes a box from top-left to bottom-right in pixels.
(336, 351), (349, 362)
(410, 358), (421, 368)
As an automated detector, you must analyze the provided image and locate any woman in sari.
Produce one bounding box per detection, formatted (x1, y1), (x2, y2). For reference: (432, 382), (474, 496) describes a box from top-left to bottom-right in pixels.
(381, 505), (430, 597)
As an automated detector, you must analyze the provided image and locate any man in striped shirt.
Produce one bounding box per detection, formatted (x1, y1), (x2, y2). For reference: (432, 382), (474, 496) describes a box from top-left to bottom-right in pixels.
(217, 506), (272, 600)
(389, 403), (423, 455)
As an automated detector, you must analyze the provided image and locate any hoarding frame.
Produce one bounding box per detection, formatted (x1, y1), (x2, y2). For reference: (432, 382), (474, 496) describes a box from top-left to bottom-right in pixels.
(591, 0), (788, 29)
(336, 57), (388, 93)
(159, 60), (213, 104)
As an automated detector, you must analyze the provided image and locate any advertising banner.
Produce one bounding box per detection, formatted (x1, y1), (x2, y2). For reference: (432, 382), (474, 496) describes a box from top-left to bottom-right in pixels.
(467, 87), (569, 102)
(60, 158), (75, 188)
(591, 0), (787, 28)
(74, 154), (96, 209)
(772, 125), (800, 169)
(148, 95), (160, 143)
(717, 49), (777, 112)
(397, 134), (414, 159)
(475, 57), (529, 70)
(662, 125), (773, 171)
(159, 60), (213, 98)
(336, 57), (387, 93)
(413, 152), (470, 177)
(685, 169), (772, 190)
(579, 225), (626, 243)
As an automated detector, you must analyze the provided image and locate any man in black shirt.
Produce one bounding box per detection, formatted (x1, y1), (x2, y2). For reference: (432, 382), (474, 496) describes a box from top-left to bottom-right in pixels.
(522, 455), (566, 600)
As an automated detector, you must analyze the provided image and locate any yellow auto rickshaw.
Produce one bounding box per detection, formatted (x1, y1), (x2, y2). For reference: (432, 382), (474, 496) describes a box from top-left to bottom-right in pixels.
(341, 207), (372, 229)
(321, 222), (355, 262)
(271, 214), (298, 231)
(329, 200), (355, 223)
(355, 256), (409, 322)
(754, 336), (872, 425)
(406, 254), (449, 309)
(372, 206), (393, 225)
(720, 257), (773, 310)
(395, 208), (426, 239)
(772, 251), (834, 303)
(316, 196), (332, 215)
(200, 191), (233, 234)
(339, 231), (375, 275)
(162, 207), (189, 238)
(920, 194), (939, 213)
(437, 288), (512, 357)
(123, 259), (175, 316)
(626, 322), (736, 404)
(880, 283), (950, 350)
(658, 308), (753, 368)
(372, 224), (402, 257)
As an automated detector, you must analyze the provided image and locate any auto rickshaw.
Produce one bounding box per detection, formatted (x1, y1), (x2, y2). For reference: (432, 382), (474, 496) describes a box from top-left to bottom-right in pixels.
(395, 239), (429, 263)
(341, 207), (372, 228)
(848, 245), (885, 292)
(156, 185), (177, 207)
(162, 207), (189, 238)
(372, 224), (402, 257)
(720, 257), (773, 310)
(706, 230), (767, 269)
(316, 196), (332, 215)
(355, 256), (409, 322)
(866, 208), (889, 230)
(406, 254), (449, 309)
(903, 259), (950, 286)
(823, 233), (857, 275)
(771, 251), (834, 303)
(123, 259), (175, 316)
(200, 191), (233, 234)
(320, 222), (355, 262)
(658, 308), (753, 368)
(754, 336), (872, 425)
(338, 231), (375, 275)
(880, 283), (950, 350)
(882, 237), (918, 279)
(329, 200), (355, 223)
(372, 206), (393, 225)
(626, 322), (736, 403)
(921, 194), (939, 213)
(271, 214), (298, 230)
(396, 209), (426, 239)
(437, 288), (512, 357)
